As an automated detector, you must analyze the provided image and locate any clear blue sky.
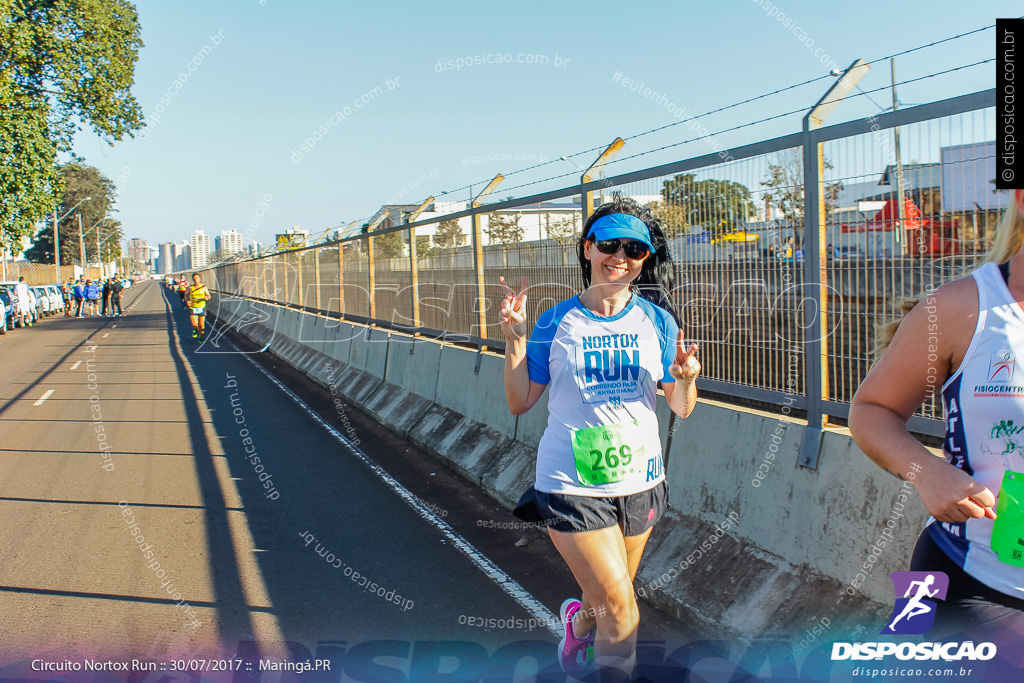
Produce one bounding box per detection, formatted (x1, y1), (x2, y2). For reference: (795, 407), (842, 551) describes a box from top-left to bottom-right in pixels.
(70, 0), (1019, 248)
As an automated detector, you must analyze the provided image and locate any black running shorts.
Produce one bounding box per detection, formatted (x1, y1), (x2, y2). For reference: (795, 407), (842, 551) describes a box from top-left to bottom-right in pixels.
(534, 480), (668, 536)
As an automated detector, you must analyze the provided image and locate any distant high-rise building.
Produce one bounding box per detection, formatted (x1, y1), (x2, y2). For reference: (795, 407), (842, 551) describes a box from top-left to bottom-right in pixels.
(189, 231), (211, 268)
(127, 238), (149, 271)
(220, 229), (244, 256)
(173, 242), (190, 272)
(158, 243), (175, 274)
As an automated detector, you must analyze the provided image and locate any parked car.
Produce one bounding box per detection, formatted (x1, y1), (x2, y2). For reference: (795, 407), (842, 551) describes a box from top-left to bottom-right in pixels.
(0, 282), (40, 326)
(43, 285), (63, 313)
(26, 286), (44, 320)
(0, 286), (18, 329)
(31, 286), (50, 316)
(46, 285), (61, 313)
(829, 245), (865, 261)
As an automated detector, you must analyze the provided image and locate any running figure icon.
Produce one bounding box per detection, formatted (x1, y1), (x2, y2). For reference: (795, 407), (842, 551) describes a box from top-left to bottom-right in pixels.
(888, 575), (939, 631)
(882, 571), (949, 635)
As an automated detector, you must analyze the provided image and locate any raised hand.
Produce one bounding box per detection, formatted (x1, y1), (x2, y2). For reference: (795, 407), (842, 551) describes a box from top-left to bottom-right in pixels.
(669, 331), (700, 381)
(915, 459), (997, 523)
(498, 275), (529, 341)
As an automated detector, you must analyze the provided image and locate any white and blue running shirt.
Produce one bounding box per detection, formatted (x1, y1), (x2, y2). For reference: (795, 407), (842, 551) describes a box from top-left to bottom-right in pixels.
(932, 261), (1024, 599)
(526, 294), (678, 497)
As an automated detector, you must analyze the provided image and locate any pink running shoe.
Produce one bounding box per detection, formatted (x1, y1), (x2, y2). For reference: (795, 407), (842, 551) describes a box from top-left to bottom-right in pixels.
(557, 598), (595, 673)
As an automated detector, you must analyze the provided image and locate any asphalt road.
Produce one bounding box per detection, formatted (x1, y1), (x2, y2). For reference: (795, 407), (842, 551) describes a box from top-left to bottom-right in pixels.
(0, 281), (696, 681)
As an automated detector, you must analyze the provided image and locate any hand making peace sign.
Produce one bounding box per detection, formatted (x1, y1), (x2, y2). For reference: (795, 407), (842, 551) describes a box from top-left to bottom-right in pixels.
(669, 331), (701, 381)
(498, 275), (529, 341)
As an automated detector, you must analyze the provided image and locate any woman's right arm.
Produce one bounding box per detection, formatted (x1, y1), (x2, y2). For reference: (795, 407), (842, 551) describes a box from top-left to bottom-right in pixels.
(504, 336), (546, 415)
(499, 276), (545, 415)
(849, 281), (996, 523)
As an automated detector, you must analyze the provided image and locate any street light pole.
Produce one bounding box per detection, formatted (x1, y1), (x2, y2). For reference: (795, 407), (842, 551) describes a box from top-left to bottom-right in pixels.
(54, 196), (93, 281)
(53, 211), (59, 281)
(78, 214), (85, 270)
(98, 232), (119, 279)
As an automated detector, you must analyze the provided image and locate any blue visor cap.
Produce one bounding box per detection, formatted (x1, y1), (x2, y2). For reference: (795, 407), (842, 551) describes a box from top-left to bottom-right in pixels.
(588, 213), (655, 252)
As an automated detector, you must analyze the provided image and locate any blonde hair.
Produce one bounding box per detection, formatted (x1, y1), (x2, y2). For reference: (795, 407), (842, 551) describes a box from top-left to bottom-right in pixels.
(873, 192), (1024, 358)
(981, 193), (1024, 265)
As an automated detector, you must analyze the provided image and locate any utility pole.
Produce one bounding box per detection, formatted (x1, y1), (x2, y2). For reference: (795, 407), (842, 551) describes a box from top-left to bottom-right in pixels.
(54, 209), (61, 282)
(892, 58), (907, 256)
(78, 214), (86, 268)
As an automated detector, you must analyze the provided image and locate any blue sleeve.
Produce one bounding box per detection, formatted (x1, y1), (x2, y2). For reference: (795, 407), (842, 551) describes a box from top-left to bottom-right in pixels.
(636, 298), (680, 383)
(659, 311), (680, 383)
(525, 298), (576, 385)
(526, 307), (558, 385)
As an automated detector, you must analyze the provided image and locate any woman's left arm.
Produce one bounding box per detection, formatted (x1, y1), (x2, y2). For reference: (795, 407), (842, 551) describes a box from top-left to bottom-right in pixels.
(663, 331), (700, 418)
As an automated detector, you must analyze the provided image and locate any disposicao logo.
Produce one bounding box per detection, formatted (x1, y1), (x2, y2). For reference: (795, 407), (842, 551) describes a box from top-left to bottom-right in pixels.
(831, 571), (996, 663)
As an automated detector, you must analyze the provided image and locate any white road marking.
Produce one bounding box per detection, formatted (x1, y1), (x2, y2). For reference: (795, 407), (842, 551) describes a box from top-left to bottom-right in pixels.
(33, 390), (55, 406)
(71, 361), (82, 370)
(232, 341), (560, 636)
(102, 333), (109, 338)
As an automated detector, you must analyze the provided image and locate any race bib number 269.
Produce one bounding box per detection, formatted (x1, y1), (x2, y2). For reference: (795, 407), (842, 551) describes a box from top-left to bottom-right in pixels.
(571, 421), (646, 486)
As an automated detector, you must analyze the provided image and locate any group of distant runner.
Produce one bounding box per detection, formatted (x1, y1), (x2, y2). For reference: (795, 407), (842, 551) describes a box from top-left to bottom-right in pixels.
(61, 275), (127, 318)
(165, 273), (210, 339)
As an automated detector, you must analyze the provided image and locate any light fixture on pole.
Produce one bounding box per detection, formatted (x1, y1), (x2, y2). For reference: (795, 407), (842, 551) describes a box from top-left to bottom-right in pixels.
(80, 216), (107, 271)
(54, 196), (92, 280)
(98, 231), (120, 279)
(581, 138), (625, 222)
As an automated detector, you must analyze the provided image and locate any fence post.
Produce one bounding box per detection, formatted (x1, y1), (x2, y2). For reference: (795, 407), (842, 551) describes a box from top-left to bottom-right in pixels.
(270, 256), (277, 301)
(471, 211), (486, 343)
(338, 242), (345, 318)
(800, 123), (827, 469)
(405, 197), (433, 331)
(295, 251), (303, 309)
(409, 226), (420, 328)
(796, 59), (868, 469)
(470, 175), (504, 347)
(367, 236), (376, 321)
(282, 255), (291, 307)
(313, 247), (321, 311)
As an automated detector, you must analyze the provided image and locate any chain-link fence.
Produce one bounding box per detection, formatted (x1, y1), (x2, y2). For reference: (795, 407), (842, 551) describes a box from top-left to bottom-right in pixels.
(204, 88), (998, 448)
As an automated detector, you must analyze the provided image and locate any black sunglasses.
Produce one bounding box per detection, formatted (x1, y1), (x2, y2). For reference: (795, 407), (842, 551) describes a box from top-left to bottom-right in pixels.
(593, 239), (650, 260)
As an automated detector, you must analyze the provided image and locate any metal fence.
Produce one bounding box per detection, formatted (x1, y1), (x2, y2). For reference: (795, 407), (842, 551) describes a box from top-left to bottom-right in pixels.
(204, 88), (998, 467)
(0, 262), (102, 285)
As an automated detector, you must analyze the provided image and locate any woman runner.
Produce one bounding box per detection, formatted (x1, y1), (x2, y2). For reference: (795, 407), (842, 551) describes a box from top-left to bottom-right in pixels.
(850, 188), (1024, 638)
(499, 195), (701, 679)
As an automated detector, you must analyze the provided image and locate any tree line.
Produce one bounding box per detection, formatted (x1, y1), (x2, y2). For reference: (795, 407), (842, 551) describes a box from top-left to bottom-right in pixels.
(1, 1), (143, 261)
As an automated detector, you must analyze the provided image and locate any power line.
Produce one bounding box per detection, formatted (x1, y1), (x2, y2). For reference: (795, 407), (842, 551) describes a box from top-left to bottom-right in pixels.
(495, 59), (993, 198)
(603, 59), (995, 170)
(437, 21), (1002, 203)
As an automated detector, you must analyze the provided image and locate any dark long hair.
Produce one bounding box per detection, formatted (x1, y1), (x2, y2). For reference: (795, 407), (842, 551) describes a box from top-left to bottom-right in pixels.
(577, 194), (677, 316)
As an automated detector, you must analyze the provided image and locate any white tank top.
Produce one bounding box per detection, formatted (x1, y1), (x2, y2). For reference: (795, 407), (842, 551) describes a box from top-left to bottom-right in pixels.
(931, 261), (1024, 598)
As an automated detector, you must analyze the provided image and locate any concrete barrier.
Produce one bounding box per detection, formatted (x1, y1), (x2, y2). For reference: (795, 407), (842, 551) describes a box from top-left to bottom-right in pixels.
(365, 334), (441, 436)
(434, 346), (516, 435)
(209, 298), (922, 641)
(323, 321), (355, 365)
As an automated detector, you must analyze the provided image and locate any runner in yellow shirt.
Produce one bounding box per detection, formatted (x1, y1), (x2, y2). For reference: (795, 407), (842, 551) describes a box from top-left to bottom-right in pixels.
(186, 273), (211, 339)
